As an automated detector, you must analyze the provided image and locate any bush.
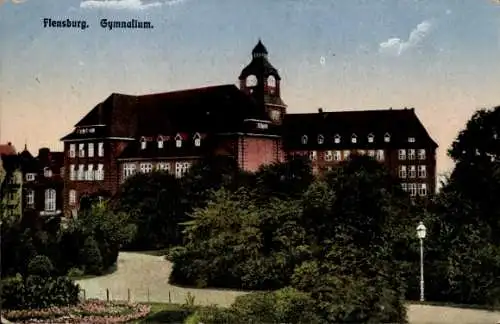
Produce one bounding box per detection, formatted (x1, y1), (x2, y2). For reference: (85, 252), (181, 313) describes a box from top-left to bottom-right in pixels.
(1, 274), (25, 310)
(79, 236), (103, 275)
(67, 267), (85, 278)
(27, 255), (54, 277)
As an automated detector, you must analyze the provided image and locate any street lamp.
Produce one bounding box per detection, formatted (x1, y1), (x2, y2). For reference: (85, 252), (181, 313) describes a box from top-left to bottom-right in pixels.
(416, 221), (427, 302)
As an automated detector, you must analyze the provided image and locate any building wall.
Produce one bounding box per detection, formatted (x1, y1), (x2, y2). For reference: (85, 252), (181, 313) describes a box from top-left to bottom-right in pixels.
(238, 136), (282, 172)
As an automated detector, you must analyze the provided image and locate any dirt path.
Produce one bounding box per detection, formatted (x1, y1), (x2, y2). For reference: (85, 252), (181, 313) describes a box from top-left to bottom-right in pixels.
(76, 252), (500, 324)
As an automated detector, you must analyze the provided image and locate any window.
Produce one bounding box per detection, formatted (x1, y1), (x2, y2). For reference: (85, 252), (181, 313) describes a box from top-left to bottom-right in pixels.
(324, 150), (333, 162)
(317, 135), (324, 145)
(26, 190), (34, 207)
(140, 137), (147, 150)
(351, 134), (357, 144)
(343, 150), (350, 160)
(301, 135), (308, 145)
(408, 137), (416, 143)
(193, 133), (201, 147)
(69, 144), (76, 158)
(95, 164), (104, 180)
(88, 143), (94, 157)
(78, 144), (85, 158)
(157, 162), (170, 172)
(157, 136), (164, 149)
(175, 161), (191, 178)
(417, 149), (426, 160)
(398, 149), (406, 160)
(69, 190), (77, 206)
(408, 165), (416, 178)
(401, 183), (408, 192)
(358, 150), (366, 155)
(384, 133), (391, 143)
(399, 165), (407, 178)
(418, 183), (427, 196)
(309, 151), (317, 161)
(408, 183), (417, 197)
(44, 167), (52, 178)
(86, 164), (94, 180)
(70, 164), (76, 180)
(376, 150), (385, 161)
(408, 149), (416, 160)
(418, 165), (427, 178)
(44, 189), (56, 212)
(334, 134), (341, 144)
(98, 142), (104, 157)
(140, 163), (153, 173)
(26, 173), (36, 181)
(175, 134), (182, 148)
(368, 134), (374, 143)
(368, 150), (375, 158)
(334, 150), (342, 161)
(77, 165), (84, 180)
(123, 163), (136, 180)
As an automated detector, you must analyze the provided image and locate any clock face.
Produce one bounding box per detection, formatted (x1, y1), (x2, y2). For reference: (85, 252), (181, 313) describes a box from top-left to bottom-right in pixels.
(246, 75), (258, 87)
(270, 109), (281, 121)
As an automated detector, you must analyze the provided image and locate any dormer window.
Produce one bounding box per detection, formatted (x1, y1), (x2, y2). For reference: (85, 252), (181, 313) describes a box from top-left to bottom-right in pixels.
(140, 137), (147, 150)
(44, 167), (52, 178)
(368, 133), (374, 143)
(175, 134), (182, 148)
(408, 137), (416, 143)
(26, 173), (36, 181)
(384, 133), (391, 143)
(317, 135), (324, 145)
(157, 136), (164, 149)
(334, 134), (341, 144)
(193, 133), (201, 147)
(351, 134), (357, 144)
(301, 135), (308, 145)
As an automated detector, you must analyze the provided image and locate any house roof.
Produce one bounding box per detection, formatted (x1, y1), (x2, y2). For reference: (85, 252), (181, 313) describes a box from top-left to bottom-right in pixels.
(61, 84), (268, 141)
(0, 143), (17, 156)
(283, 108), (438, 150)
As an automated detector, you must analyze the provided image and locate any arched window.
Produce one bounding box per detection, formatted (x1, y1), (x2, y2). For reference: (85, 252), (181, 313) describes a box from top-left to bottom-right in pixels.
(193, 133), (201, 147)
(351, 133), (358, 144)
(44, 189), (56, 212)
(175, 134), (182, 148)
(317, 134), (324, 145)
(157, 136), (164, 149)
(384, 133), (391, 143)
(140, 137), (147, 150)
(334, 134), (341, 144)
(301, 135), (308, 145)
(267, 75), (276, 88)
(367, 133), (374, 143)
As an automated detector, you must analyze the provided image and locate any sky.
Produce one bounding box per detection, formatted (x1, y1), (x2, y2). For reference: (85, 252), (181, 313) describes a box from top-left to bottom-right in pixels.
(0, 0), (499, 180)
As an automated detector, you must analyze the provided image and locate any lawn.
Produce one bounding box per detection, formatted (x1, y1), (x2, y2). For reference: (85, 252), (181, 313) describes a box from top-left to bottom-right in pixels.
(133, 303), (197, 323)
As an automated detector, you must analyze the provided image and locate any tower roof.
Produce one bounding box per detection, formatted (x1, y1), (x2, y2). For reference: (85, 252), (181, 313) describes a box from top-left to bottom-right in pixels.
(239, 40), (281, 80)
(252, 40), (268, 57)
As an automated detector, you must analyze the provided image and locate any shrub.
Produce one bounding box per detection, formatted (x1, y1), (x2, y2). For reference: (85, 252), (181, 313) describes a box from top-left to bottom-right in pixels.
(79, 236), (103, 275)
(27, 255), (54, 277)
(1, 274), (25, 310)
(67, 267), (85, 278)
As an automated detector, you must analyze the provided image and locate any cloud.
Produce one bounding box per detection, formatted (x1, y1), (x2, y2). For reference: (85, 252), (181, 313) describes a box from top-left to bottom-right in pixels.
(379, 20), (433, 56)
(80, 0), (185, 10)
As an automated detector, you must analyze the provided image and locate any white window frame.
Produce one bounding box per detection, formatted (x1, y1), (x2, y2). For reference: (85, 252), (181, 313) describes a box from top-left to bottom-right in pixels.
(408, 149), (416, 160)
(140, 162), (153, 173)
(351, 134), (357, 144)
(408, 165), (416, 178)
(77, 164), (84, 180)
(86, 164), (94, 181)
(175, 161), (191, 178)
(157, 136), (164, 149)
(98, 142), (104, 157)
(418, 183), (427, 196)
(358, 150), (366, 155)
(368, 150), (375, 158)
(123, 163), (136, 180)
(408, 183), (417, 197)
(408, 137), (416, 143)
(376, 150), (385, 161)
(334, 134), (341, 144)
(44, 167), (52, 178)
(417, 149), (426, 160)
(175, 134), (183, 148)
(78, 144), (85, 158)
(96, 164), (104, 181)
(324, 150), (333, 162)
(26, 190), (35, 206)
(334, 150), (342, 161)
(398, 149), (406, 160)
(44, 189), (56, 212)
(140, 137), (147, 150)
(157, 162), (170, 172)
(69, 144), (76, 158)
(384, 133), (391, 143)
(70, 164), (76, 180)
(301, 135), (308, 145)
(343, 150), (350, 160)
(418, 165), (427, 178)
(317, 135), (324, 145)
(88, 143), (94, 157)
(69, 190), (77, 206)
(194, 133), (201, 147)
(401, 183), (408, 192)
(399, 165), (407, 178)
(309, 151), (317, 161)
(26, 173), (36, 181)
(367, 134), (374, 143)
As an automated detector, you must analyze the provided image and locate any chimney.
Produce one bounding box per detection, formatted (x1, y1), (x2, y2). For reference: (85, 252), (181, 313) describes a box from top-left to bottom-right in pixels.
(318, 108), (323, 114)
(7, 142), (11, 146)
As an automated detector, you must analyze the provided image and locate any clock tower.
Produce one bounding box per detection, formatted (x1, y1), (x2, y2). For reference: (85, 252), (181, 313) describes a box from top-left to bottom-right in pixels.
(239, 40), (287, 124)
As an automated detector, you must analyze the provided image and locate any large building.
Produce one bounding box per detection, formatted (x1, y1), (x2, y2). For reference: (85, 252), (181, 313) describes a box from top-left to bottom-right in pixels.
(61, 41), (437, 216)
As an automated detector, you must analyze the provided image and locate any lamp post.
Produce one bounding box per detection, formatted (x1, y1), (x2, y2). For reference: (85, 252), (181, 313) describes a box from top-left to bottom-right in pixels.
(416, 221), (427, 302)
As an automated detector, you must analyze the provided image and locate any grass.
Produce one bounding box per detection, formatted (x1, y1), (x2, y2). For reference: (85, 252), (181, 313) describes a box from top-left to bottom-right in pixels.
(407, 300), (500, 312)
(69, 264), (118, 280)
(129, 249), (171, 257)
(133, 303), (197, 323)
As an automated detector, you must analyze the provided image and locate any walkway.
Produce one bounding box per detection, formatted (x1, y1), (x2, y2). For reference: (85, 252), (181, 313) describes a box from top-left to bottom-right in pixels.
(76, 252), (500, 324)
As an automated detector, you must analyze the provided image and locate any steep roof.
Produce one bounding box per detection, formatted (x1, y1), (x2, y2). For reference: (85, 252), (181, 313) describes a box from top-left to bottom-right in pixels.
(283, 108), (438, 150)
